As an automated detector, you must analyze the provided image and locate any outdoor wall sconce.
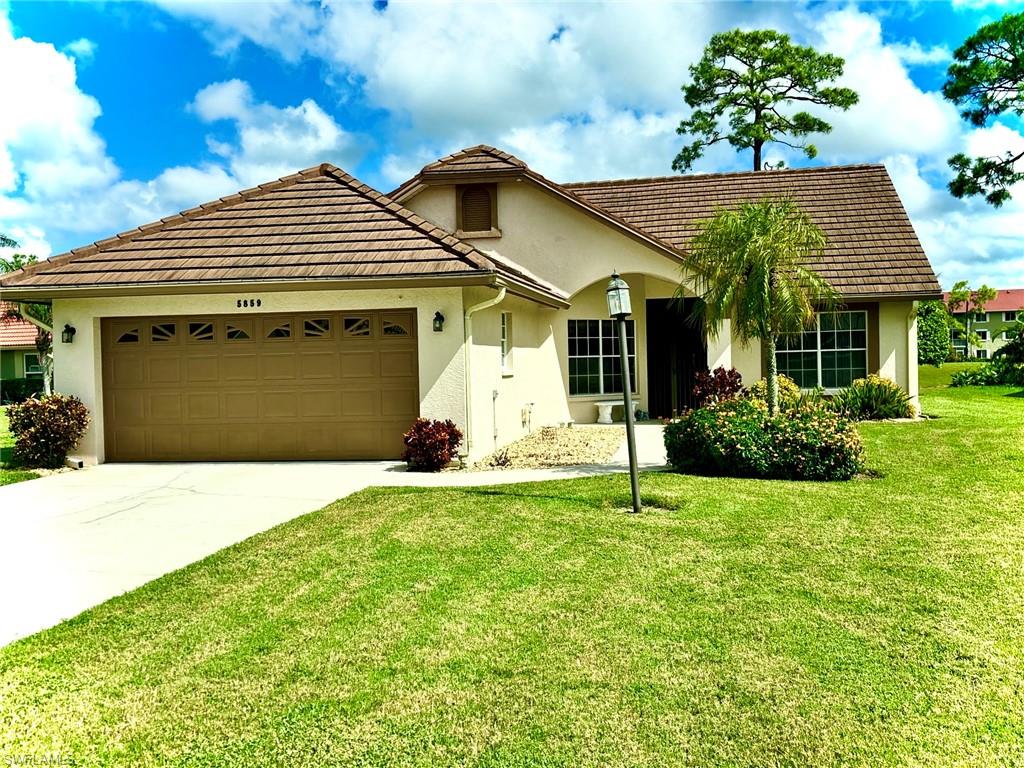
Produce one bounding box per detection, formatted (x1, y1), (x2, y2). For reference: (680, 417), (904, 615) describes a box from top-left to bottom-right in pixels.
(433, 311), (445, 333)
(61, 323), (77, 344)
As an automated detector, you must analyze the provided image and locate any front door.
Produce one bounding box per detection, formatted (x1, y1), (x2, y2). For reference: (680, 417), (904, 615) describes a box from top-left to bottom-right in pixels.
(645, 298), (707, 418)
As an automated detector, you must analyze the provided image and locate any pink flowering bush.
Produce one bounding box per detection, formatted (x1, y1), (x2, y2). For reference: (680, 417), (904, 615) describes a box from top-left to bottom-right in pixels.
(7, 394), (90, 468)
(664, 398), (864, 481)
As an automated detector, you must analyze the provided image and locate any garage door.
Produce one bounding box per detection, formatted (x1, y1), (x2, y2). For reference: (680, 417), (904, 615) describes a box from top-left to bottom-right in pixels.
(101, 310), (419, 461)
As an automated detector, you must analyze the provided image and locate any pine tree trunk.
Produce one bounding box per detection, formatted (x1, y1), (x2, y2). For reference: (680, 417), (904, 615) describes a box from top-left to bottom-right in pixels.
(765, 335), (779, 416)
(753, 141), (762, 172)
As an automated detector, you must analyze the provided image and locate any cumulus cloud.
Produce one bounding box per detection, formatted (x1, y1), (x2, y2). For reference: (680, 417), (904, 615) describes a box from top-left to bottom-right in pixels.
(61, 37), (97, 62)
(0, 8), (360, 257)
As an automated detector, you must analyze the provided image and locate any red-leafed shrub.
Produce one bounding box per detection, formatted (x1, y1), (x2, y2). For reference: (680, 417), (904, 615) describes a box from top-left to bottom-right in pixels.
(402, 418), (463, 472)
(692, 366), (744, 407)
(7, 394), (91, 468)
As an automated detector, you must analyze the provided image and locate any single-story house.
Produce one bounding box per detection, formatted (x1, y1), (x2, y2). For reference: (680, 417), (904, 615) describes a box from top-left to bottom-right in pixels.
(0, 302), (44, 382)
(0, 145), (941, 464)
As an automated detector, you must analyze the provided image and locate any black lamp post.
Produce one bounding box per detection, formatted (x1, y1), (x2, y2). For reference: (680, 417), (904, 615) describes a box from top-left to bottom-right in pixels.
(606, 272), (641, 514)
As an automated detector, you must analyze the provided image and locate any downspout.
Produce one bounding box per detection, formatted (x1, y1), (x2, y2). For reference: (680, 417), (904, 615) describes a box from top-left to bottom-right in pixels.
(463, 285), (506, 456)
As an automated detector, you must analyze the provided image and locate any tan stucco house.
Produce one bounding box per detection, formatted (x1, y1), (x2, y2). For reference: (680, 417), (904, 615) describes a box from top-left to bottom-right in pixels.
(0, 145), (941, 464)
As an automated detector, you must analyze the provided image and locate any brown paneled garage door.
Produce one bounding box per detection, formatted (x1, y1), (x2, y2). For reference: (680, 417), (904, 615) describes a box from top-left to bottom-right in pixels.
(101, 310), (419, 461)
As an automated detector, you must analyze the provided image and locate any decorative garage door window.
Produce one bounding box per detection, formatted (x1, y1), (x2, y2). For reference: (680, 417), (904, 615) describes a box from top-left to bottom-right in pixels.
(776, 310), (868, 389)
(265, 320), (291, 339)
(303, 318), (331, 338)
(151, 323), (176, 343)
(568, 319), (636, 396)
(188, 322), (215, 342)
(344, 317), (371, 337)
(382, 317), (410, 336)
(116, 327), (140, 344)
(226, 321), (252, 340)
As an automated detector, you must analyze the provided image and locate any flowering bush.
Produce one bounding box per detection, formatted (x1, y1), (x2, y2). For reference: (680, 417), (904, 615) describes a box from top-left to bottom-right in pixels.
(7, 394), (90, 468)
(402, 418), (463, 472)
(664, 399), (864, 481)
(692, 366), (743, 407)
(745, 374), (802, 410)
(831, 375), (914, 420)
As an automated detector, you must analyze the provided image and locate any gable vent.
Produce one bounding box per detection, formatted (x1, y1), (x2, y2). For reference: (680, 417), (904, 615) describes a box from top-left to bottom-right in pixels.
(461, 186), (493, 232)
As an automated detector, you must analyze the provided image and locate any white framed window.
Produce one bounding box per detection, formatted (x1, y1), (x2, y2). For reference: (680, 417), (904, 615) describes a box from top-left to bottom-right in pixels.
(1004, 330), (1015, 341)
(975, 312), (988, 323)
(776, 311), (868, 390)
(977, 329), (989, 341)
(24, 352), (43, 377)
(977, 349), (988, 359)
(500, 311), (513, 374)
(568, 319), (636, 396)
(1005, 311), (1018, 322)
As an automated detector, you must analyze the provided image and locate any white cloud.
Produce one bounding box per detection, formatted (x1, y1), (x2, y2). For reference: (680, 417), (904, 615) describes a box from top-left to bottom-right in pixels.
(889, 40), (952, 66)
(0, 7), (360, 258)
(62, 37), (96, 62)
(191, 79), (361, 186)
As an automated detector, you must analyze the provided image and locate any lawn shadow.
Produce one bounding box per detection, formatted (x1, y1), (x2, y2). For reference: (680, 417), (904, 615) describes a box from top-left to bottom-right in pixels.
(1005, 390), (1024, 398)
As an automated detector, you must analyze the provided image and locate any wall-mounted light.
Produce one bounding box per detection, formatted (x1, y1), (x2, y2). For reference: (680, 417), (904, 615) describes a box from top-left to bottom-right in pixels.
(433, 311), (445, 333)
(61, 323), (77, 344)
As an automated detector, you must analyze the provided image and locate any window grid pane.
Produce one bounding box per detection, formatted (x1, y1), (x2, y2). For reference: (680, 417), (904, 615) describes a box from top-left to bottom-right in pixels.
(568, 319), (635, 396)
(775, 311), (868, 389)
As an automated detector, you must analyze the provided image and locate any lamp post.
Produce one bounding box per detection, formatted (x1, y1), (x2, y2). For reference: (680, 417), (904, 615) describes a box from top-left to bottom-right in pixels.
(606, 272), (641, 514)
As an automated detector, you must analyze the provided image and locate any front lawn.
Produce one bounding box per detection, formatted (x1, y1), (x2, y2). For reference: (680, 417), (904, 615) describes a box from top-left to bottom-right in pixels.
(2, 387), (1022, 766)
(0, 405), (38, 485)
(918, 360), (985, 391)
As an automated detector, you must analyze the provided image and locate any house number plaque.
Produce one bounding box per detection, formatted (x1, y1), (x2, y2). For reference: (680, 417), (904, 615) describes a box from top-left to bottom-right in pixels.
(236, 298), (263, 308)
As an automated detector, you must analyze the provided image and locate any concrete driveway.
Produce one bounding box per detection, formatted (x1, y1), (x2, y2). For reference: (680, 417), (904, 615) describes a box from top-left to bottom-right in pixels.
(0, 461), (404, 646)
(0, 425), (666, 647)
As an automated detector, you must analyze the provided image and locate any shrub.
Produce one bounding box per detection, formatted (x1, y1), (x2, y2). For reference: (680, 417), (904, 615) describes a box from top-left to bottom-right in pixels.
(692, 366), (743, 407)
(831, 375), (915, 420)
(402, 418), (463, 472)
(664, 399), (864, 481)
(745, 374), (802, 410)
(916, 300), (952, 367)
(7, 394), (90, 468)
(951, 357), (1024, 387)
(0, 377), (44, 404)
(995, 322), (1024, 364)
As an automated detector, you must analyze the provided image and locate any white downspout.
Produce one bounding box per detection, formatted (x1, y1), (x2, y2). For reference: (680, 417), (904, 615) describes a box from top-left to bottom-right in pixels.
(463, 286), (506, 457)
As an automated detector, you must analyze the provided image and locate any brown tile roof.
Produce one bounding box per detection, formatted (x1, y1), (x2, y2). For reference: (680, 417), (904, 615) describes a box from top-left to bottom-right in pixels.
(0, 302), (38, 347)
(390, 145), (685, 263)
(566, 165), (941, 299)
(944, 288), (1024, 312)
(0, 164), (568, 307)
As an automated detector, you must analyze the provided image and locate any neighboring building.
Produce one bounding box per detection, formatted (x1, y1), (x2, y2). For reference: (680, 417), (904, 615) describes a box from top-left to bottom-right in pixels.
(0, 302), (43, 383)
(944, 288), (1024, 359)
(0, 146), (941, 464)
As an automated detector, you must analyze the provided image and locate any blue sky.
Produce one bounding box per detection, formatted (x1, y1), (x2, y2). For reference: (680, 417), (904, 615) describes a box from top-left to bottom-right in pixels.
(1, 0), (1021, 288)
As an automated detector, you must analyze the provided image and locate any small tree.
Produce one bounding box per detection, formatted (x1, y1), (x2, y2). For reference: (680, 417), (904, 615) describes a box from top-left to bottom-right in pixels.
(946, 281), (997, 357)
(674, 29), (859, 172)
(943, 12), (1023, 207)
(0, 245), (53, 395)
(916, 300), (952, 367)
(681, 198), (838, 415)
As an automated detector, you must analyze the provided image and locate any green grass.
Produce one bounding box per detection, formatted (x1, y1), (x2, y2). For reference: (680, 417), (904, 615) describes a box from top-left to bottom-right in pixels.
(0, 405), (37, 485)
(918, 361), (985, 391)
(2, 388), (1023, 766)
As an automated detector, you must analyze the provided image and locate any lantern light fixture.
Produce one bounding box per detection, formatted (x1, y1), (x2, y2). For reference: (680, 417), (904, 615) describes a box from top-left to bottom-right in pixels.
(606, 271), (632, 318)
(432, 311), (445, 333)
(61, 324), (76, 344)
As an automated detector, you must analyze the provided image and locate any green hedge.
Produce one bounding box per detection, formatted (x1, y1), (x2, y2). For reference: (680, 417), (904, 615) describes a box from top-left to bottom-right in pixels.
(0, 377), (44, 404)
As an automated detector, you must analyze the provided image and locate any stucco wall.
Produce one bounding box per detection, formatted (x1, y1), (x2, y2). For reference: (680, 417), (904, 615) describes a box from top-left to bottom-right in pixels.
(462, 288), (568, 460)
(52, 287), (466, 464)
(879, 300), (918, 402)
(1, 348), (31, 379)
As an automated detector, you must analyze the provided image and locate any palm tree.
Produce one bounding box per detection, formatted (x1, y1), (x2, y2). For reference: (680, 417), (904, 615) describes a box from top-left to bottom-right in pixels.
(0, 232), (17, 249)
(681, 197), (838, 414)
